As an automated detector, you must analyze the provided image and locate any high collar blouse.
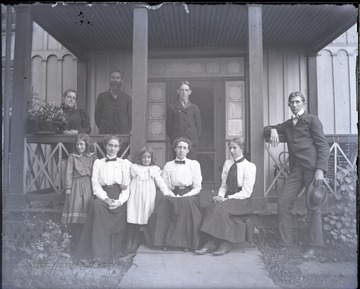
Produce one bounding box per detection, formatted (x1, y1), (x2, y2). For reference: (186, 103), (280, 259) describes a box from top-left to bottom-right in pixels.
(218, 158), (256, 200)
(92, 157), (132, 204)
(161, 158), (202, 196)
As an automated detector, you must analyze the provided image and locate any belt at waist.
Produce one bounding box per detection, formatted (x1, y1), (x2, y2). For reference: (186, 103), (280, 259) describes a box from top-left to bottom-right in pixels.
(173, 185), (192, 196)
(225, 186), (242, 198)
(102, 184), (121, 190)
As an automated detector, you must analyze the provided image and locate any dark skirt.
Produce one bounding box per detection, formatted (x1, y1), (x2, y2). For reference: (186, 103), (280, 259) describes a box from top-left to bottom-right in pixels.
(200, 198), (253, 243)
(144, 191), (202, 250)
(76, 185), (127, 262)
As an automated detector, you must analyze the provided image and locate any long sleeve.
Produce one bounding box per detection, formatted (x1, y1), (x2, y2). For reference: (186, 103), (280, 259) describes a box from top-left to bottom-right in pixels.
(64, 155), (74, 190)
(194, 105), (202, 137)
(264, 121), (287, 137)
(79, 109), (91, 134)
(94, 94), (103, 128)
(218, 160), (231, 198)
(186, 160), (202, 196)
(118, 159), (131, 205)
(162, 163), (172, 189)
(92, 159), (108, 201)
(154, 172), (171, 196)
(127, 97), (132, 131)
(310, 116), (330, 172)
(228, 162), (256, 200)
(218, 160), (256, 199)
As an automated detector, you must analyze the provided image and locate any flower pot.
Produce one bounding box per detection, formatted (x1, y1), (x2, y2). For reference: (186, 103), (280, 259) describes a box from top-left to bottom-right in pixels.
(38, 120), (59, 134)
(28, 119), (40, 133)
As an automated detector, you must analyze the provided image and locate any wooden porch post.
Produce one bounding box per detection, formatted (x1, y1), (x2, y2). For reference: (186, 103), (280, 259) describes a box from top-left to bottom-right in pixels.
(248, 5), (266, 210)
(307, 55), (318, 115)
(8, 6), (33, 207)
(131, 6), (148, 160)
(77, 60), (88, 111)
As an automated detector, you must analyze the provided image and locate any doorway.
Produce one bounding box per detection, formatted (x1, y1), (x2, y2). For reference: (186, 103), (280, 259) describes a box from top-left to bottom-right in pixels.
(166, 80), (226, 189)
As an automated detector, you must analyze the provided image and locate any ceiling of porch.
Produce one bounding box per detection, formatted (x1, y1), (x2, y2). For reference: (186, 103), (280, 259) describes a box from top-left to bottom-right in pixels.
(29, 3), (357, 58)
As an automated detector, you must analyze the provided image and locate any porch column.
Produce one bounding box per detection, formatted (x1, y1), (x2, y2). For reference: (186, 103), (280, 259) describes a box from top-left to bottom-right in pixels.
(131, 6), (148, 160)
(9, 6), (33, 206)
(307, 55), (318, 115)
(248, 5), (265, 210)
(77, 60), (88, 111)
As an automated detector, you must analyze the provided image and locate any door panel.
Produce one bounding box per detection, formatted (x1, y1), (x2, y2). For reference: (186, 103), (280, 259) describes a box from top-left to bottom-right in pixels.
(166, 80), (225, 189)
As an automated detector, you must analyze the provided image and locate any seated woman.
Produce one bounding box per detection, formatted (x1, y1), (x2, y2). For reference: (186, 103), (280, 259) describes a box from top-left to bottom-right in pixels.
(195, 136), (256, 256)
(76, 135), (131, 263)
(60, 88), (91, 135)
(144, 137), (203, 252)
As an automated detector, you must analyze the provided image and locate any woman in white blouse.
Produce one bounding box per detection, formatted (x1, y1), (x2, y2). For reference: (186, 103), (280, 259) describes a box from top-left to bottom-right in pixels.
(144, 137), (203, 251)
(195, 136), (256, 256)
(76, 135), (132, 263)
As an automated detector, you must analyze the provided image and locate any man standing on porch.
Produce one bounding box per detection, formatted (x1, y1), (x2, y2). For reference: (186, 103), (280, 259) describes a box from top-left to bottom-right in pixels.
(95, 70), (132, 157)
(264, 91), (330, 260)
(95, 70), (132, 135)
(166, 81), (201, 159)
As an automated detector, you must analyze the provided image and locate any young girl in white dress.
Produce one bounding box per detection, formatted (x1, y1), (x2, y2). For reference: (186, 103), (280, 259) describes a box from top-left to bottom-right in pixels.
(126, 146), (170, 253)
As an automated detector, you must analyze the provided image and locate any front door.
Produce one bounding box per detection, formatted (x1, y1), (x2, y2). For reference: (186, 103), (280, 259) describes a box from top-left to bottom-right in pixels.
(166, 80), (226, 189)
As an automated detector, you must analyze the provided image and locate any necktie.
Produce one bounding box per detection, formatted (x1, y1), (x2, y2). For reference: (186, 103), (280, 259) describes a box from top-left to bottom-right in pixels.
(175, 160), (185, 164)
(226, 157), (245, 193)
(291, 114), (299, 125)
(106, 158), (117, 162)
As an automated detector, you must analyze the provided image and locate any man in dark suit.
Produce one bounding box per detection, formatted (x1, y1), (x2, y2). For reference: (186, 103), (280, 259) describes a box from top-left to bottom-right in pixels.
(95, 71), (132, 135)
(95, 70), (132, 157)
(166, 81), (202, 159)
(264, 91), (329, 259)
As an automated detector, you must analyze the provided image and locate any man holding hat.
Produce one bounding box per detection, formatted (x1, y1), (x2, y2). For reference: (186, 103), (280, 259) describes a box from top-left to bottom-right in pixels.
(264, 91), (329, 259)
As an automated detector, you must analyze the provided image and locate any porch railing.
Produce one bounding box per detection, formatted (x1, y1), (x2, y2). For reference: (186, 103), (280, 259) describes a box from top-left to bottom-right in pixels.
(24, 134), (130, 195)
(265, 134), (358, 199)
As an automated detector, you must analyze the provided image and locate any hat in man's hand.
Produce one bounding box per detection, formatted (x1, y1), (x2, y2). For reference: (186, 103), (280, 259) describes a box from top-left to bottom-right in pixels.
(306, 181), (327, 211)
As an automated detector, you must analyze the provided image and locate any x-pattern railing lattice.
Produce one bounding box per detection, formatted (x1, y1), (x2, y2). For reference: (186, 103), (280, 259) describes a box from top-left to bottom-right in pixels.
(265, 137), (357, 198)
(25, 136), (130, 195)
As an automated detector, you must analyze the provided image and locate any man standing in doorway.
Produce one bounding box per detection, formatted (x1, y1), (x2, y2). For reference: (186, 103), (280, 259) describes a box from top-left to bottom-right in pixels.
(95, 71), (132, 157)
(166, 81), (202, 159)
(264, 91), (329, 259)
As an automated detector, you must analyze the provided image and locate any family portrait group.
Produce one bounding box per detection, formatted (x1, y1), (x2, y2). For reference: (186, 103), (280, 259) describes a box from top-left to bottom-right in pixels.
(59, 70), (329, 264)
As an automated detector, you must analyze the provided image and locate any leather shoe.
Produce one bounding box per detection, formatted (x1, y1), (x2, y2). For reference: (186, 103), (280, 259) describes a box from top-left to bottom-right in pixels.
(213, 241), (232, 256)
(195, 241), (216, 255)
(303, 248), (316, 260)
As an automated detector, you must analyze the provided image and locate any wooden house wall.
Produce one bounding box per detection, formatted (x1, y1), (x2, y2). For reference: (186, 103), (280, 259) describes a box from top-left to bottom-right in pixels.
(317, 25), (358, 135)
(263, 47), (309, 190)
(31, 22), (78, 106)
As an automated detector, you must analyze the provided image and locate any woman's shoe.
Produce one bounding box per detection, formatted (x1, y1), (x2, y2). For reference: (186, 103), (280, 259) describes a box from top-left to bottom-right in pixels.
(213, 241), (231, 256)
(195, 240), (217, 255)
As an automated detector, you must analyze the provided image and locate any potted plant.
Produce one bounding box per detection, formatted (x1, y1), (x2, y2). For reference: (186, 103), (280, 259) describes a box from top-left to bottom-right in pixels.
(28, 98), (67, 133)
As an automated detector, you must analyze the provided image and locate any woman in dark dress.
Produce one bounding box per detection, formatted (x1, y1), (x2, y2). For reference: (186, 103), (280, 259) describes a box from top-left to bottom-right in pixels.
(60, 88), (91, 135)
(195, 136), (256, 256)
(76, 135), (132, 263)
(144, 137), (203, 251)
